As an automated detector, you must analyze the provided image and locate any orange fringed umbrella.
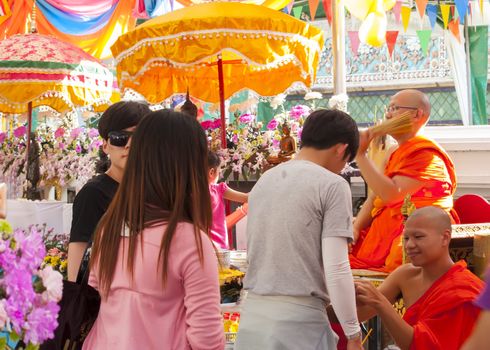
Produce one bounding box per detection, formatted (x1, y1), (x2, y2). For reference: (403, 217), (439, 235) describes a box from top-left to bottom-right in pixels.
(112, 2), (324, 147)
(176, 0), (291, 10)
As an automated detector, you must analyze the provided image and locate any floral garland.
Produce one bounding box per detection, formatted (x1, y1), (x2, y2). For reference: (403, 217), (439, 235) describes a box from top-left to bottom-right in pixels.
(0, 220), (63, 348)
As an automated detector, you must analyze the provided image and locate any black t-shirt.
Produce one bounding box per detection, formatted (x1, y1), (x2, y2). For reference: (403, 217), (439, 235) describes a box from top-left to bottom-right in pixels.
(69, 174), (118, 243)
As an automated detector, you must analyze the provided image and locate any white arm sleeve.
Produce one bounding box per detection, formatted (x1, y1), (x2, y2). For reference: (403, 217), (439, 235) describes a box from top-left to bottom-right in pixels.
(322, 236), (361, 337)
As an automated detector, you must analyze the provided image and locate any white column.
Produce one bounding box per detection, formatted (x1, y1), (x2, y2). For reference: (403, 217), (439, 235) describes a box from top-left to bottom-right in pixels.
(331, 0), (346, 95)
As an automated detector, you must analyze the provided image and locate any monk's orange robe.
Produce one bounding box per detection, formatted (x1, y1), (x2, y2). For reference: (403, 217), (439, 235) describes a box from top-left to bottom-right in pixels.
(403, 261), (483, 350)
(350, 136), (458, 272)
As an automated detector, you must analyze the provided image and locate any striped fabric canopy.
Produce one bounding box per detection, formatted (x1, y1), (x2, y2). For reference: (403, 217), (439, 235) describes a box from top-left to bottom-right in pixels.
(0, 33), (115, 114)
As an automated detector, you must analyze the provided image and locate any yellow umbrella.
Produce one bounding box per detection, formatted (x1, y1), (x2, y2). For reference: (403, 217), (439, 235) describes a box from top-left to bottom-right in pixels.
(112, 2), (324, 146)
(176, 0), (292, 10)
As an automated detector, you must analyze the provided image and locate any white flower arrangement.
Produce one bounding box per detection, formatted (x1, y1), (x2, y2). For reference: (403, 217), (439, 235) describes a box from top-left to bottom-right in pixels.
(304, 91), (323, 100)
(328, 93), (349, 112)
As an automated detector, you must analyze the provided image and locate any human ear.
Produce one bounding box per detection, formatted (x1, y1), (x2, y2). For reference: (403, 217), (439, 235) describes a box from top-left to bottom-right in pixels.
(102, 139), (109, 155)
(337, 143), (349, 159)
(441, 229), (451, 246)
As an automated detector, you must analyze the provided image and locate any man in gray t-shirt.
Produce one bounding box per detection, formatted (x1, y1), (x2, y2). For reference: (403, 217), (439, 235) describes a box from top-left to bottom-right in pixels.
(235, 109), (363, 350)
(245, 159), (353, 302)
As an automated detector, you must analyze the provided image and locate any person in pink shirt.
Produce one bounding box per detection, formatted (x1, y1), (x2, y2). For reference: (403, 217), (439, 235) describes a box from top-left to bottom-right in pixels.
(84, 110), (224, 350)
(208, 151), (248, 249)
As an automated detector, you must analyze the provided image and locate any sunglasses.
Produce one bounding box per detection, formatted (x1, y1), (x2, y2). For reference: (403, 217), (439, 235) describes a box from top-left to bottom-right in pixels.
(108, 130), (133, 147)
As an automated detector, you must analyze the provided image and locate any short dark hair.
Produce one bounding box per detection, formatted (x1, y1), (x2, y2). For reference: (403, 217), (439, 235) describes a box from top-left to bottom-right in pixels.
(301, 109), (359, 162)
(98, 101), (151, 139)
(208, 150), (220, 169)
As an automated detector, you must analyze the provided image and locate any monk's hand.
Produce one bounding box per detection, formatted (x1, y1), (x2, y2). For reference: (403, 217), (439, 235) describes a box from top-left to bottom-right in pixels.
(354, 279), (384, 309)
(356, 129), (373, 157)
(349, 227), (359, 253)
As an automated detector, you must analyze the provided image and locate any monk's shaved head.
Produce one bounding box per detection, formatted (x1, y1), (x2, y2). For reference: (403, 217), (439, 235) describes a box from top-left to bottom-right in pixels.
(393, 89), (431, 120)
(406, 206), (452, 234)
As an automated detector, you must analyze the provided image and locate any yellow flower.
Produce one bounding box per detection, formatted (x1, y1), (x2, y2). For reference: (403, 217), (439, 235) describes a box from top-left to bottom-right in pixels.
(51, 256), (61, 267)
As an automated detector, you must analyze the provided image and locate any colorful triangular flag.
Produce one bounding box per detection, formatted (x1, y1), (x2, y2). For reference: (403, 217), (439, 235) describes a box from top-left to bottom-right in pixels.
(348, 31), (360, 55)
(416, 30), (431, 55)
(415, 0), (428, 19)
(292, 5), (303, 19)
(386, 31), (399, 57)
(441, 4), (451, 29)
(401, 6), (411, 32)
(455, 0), (469, 24)
(322, 0), (332, 25)
(448, 18), (461, 43)
(393, 1), (402, 23)
(426, 4), (438, 30)
(308, 0), (320, 20)
(286, 0), (294, 14)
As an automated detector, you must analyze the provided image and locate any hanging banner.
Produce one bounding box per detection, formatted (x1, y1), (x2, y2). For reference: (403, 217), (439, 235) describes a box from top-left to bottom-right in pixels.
(449, 18), (461, 42)
(386, 30), (399, 57)
(415, 0), (428, 19)
(308, 0), (319, 20)
(416, 29), (431, 55)
(292, 5), (303, 18)
(393, 0), (402, 23)
(322, 0), (332, 24)
(441, 4), (451, 29)
(348, 30), (360, 55)
(401, 5), (411, 32)
(468, 25), (488, 125)
(426, 4), (438, 29)
(455, 0), (469, 24)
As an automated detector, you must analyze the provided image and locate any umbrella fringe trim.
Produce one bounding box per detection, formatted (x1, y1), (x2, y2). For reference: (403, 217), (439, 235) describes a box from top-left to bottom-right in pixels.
(118, 51), (313, 84)
(114, 28), (323, 64)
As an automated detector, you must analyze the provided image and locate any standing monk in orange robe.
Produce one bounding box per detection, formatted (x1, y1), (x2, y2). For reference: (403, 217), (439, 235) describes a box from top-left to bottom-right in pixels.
(355, 207), (483, 350)
(350, 89), (458, 272)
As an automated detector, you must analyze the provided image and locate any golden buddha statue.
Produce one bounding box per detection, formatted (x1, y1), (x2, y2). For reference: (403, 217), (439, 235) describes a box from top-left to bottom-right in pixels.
(267, 123), (297, 165)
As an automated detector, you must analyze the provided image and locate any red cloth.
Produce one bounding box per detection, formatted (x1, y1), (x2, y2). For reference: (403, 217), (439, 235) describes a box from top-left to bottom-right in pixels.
(403, 261), (483, 350)
(330, 322), (347, 350)
(350, 136), (458, 272)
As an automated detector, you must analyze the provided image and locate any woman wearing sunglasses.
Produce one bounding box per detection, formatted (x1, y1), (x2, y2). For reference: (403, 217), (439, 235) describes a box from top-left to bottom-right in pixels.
(84, 110), (224, 349)
(67, 101), (151, 282)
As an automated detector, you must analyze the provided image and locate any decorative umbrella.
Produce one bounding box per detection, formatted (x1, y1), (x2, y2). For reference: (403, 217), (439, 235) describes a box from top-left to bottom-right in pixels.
(0, 33), (117, 148)
(176, 0), (291, 10)
(0, 33), (116, 197)
(112, 2), (324, 147)
(0, 33), (115, 115)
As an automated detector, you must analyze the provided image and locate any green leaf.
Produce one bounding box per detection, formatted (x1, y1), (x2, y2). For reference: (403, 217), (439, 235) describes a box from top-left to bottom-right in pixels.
(25, 342), (40, 350)
(8, 331), (19, 343)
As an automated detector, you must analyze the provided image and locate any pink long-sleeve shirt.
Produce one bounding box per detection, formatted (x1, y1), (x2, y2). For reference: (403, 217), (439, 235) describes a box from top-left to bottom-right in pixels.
(83, 222), (225, 350)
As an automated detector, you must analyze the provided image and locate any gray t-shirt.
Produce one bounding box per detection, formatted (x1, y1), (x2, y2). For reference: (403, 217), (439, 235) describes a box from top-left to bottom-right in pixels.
(244, 160), (353, 302)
